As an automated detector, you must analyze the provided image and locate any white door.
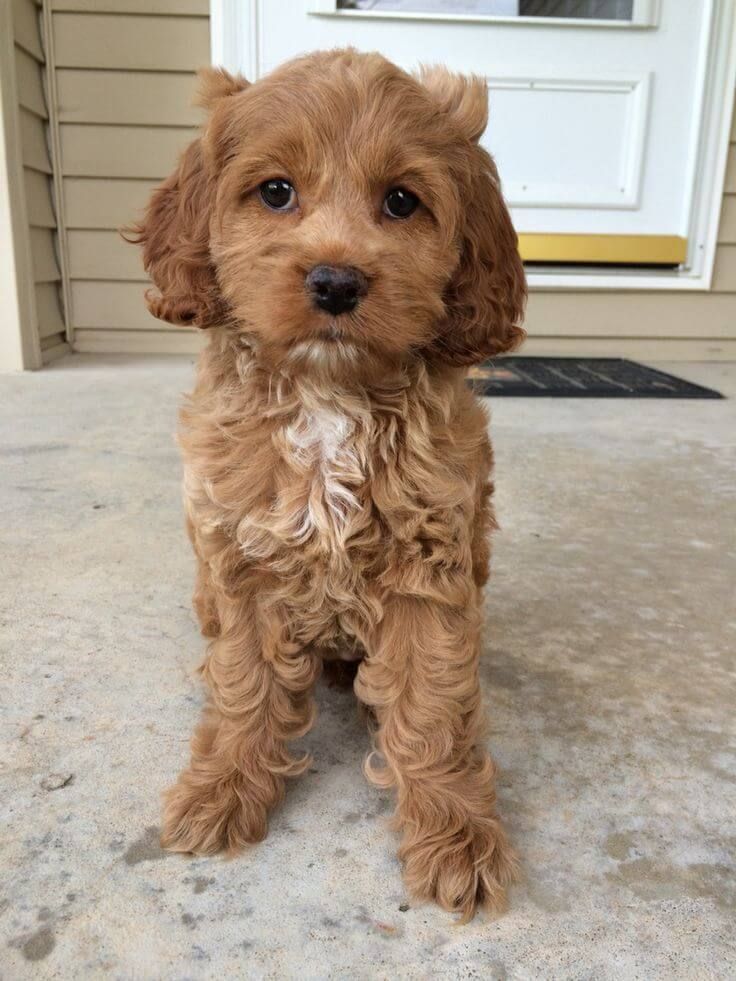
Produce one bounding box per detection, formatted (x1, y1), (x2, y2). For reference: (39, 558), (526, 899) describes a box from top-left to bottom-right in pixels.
(217, 1), (736, 275)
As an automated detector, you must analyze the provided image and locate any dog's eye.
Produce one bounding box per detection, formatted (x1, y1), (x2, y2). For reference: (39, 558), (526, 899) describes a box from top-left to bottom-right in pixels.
(260, 179), (297, 211)
(383, 187), (419, 219)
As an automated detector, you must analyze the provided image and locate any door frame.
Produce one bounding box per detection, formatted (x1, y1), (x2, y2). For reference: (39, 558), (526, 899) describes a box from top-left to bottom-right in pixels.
(212, 0), (736, 292)
(0, 0), (41, 371)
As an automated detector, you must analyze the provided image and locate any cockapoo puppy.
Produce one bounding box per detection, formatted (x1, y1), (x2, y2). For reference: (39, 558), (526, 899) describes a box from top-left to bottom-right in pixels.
(130, 48), (526, 920)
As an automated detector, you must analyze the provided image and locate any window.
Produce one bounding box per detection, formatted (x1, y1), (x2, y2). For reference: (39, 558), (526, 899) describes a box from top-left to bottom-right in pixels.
(337, 1), (635, 21)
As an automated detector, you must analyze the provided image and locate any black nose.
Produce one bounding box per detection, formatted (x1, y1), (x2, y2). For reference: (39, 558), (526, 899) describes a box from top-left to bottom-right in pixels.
(305, 264), (367, 316)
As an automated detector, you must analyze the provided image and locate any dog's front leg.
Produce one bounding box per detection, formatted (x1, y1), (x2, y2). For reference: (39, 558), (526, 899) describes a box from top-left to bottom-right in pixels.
(161, 595), (320, 855)
(356, 595), (517, 920)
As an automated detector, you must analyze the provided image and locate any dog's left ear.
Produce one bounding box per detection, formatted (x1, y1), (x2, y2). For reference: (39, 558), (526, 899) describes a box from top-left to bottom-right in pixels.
(418, 67), (527, 366)
(123, 67), (249, 328)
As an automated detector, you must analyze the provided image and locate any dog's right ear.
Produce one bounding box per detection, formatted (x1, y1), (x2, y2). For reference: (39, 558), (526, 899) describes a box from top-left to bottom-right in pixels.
(417, 65), (489, 143)
(123, 67), (249, 328)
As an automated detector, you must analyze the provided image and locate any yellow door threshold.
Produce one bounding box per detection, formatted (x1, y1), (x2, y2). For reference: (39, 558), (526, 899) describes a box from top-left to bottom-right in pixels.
(518, 234), (688, 265)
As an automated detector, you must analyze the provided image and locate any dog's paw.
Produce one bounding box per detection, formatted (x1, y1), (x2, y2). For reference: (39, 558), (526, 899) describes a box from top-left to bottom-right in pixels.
(400, 820), (518, 921)
(161, 770), (269, 855)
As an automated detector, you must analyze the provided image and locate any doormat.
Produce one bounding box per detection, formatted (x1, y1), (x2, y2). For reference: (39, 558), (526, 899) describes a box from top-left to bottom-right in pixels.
(468, 357), (724, 399)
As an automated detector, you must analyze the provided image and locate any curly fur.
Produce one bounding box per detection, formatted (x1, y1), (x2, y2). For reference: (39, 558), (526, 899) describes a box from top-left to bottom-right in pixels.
(127, 49), (526, 921)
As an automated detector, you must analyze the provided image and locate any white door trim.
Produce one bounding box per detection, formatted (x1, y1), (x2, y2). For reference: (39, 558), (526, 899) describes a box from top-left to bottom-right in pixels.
(212, 0), (260, 82)
(0, 0), (41, 371)
(211, 0), (736, 292)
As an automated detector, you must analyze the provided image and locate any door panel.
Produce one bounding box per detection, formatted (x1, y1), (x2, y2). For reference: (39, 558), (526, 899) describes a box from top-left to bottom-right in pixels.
(488, 74), (649, 209)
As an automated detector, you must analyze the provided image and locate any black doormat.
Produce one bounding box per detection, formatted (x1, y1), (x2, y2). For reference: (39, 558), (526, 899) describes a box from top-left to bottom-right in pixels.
(468, 357), (723, 399)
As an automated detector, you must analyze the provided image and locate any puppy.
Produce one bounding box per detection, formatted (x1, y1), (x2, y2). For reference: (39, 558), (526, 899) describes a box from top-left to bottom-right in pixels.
(129, 49), (526, 920)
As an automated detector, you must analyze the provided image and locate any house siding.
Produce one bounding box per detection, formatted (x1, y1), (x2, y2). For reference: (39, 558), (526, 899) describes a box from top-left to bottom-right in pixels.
(46, 1), (207, 354)
(12, 0), (66, 363)
(45, 2), (736, 360)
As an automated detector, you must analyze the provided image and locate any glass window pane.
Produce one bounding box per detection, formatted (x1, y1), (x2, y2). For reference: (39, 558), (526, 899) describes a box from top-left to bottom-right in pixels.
(337, 0), (635, 20)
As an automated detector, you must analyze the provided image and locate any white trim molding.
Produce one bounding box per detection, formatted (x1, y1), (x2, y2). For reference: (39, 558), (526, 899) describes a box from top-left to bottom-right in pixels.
(679, 0), (736, 289)
(0, 0), (41, 371)
(211, 0), (259, 79)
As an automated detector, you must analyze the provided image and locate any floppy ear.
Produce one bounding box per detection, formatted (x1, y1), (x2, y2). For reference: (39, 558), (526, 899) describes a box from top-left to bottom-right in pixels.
(124, 67), (249, 328)
(429, 156), (527, 365)
(418, 68), (527, 365)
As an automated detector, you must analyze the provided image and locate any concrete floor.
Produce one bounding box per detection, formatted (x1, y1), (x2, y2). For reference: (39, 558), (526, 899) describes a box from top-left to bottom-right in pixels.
(1, 355), (735, 980)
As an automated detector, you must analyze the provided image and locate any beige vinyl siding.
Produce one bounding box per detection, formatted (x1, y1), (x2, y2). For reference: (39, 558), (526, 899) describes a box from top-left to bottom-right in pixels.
(63, 178), (158, 229)
(12, 0), (67, 362)
(60, 125), (199, 179)
(72, 281), (179, 329)
(19, 106), (52, 173)
(52, 1), (208, 13)
(15, 46), (47, 118)
(24, 167), (56, 227)
(718, 195), (736, 243)
(13, 0), (44, 61)
(50, 0), (207, 353)
(54, 12), (208, 69)
(56, 70), (201, 126)
(67, 230), (145, 280)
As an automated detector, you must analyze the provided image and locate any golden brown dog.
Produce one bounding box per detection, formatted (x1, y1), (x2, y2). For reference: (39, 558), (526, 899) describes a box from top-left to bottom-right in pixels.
(129, 48), (526, 920)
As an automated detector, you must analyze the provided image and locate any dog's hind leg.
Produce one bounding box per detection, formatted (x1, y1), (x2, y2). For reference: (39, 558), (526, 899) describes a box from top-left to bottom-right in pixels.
(161, 594), (320, 855)
(355, 595), (517, 921)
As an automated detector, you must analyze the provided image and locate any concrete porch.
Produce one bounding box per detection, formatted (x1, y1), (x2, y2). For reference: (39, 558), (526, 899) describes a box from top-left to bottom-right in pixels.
(1, 355), (734, 979)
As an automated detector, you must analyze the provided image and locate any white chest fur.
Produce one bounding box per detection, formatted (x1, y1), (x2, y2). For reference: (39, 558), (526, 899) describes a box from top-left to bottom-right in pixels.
(285, 406), (354, 465)
(283, 405), (364, 534)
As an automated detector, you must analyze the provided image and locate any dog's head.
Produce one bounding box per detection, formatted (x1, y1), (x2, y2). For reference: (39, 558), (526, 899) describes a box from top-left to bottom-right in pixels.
(130, 50), (526, 376)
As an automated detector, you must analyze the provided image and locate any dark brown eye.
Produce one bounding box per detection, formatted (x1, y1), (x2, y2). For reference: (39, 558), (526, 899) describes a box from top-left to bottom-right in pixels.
(383, 187), (419, 219)
(260, 179), (297, 211)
